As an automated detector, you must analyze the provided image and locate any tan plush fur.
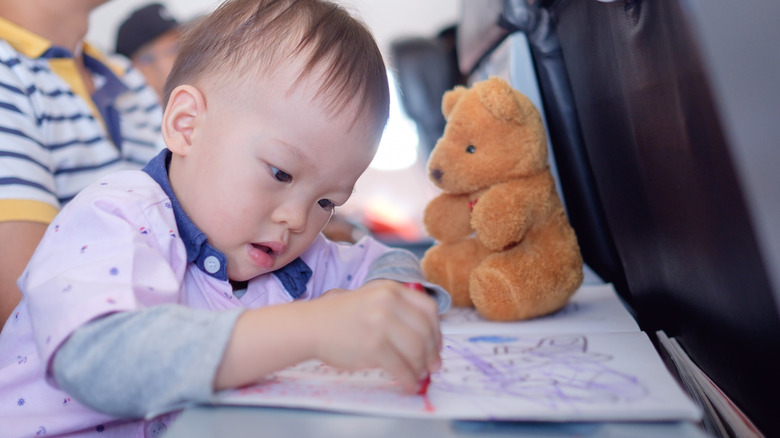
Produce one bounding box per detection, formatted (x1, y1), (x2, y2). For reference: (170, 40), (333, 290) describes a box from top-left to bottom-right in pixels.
(421, 77), (584, 321)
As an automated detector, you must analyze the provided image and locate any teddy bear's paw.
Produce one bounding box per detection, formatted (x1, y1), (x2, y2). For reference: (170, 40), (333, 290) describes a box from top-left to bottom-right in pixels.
(448, 286), (474, 308)
(421, 253), (473, 307)
(476, 227), (520, 252)
(470, 267), (526, 321)
(422, 260), (471, 307)
(421, 242), (482, 308)
(470, 266), (571, 321)
(423, 194), (475, 243)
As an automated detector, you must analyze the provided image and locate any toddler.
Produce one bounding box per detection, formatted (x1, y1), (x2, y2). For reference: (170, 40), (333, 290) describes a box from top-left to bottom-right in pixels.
(0, 0), (450, 436)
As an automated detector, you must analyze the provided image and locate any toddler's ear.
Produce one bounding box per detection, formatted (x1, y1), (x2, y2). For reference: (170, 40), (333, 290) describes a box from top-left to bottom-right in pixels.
(162, 85), (205, 156)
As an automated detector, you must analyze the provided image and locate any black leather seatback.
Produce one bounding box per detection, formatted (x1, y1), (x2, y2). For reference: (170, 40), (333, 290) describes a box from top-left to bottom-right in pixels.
(544, 0), (779, 434)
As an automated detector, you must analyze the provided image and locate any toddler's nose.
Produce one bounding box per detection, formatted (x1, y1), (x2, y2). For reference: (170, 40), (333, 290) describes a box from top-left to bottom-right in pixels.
(272, 201), (307, 233)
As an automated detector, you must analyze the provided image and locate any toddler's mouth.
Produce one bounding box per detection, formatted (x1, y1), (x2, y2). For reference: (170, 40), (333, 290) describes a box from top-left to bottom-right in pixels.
(250, 241), (286, 256)
(251, 243), (274, 255)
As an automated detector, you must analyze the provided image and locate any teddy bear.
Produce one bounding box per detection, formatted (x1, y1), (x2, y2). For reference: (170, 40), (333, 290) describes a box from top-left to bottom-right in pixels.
(420, 76), (584, 321)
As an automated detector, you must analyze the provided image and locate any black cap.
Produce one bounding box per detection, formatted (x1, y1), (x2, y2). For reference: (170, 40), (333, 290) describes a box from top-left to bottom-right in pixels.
(115, 3), (180, 58)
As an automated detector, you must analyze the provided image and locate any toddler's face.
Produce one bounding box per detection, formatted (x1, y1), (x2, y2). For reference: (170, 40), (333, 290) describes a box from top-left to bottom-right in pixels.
(172, 68), (379, 281)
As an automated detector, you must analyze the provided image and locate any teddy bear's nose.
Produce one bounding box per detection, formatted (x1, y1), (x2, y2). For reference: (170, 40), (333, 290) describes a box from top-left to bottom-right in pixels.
(430, 168), (443, 182)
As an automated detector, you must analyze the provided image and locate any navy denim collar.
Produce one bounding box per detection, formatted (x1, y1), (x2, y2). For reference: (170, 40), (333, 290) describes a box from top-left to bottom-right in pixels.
(142, 150), (312, 298)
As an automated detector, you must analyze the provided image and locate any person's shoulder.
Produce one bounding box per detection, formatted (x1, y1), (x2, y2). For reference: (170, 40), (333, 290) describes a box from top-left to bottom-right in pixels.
(103, 53), (142, 84)
(89, 48), (156, 101)
(0, 38), (20, 61)
(105, 53), (138, 85)
(73, 170), (170, 212)
(106, 52), (132, 69)
(0, 39), (31, 77)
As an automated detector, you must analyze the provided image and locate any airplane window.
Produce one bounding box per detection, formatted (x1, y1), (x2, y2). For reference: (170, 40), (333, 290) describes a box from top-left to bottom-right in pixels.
(369, 71), (420, 171)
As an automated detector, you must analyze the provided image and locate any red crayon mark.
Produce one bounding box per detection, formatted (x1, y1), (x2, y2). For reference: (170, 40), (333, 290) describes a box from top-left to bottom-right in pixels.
(422, 393), (435, 413)
(403, 282), (432, 396)
(418, 375), (431, 396)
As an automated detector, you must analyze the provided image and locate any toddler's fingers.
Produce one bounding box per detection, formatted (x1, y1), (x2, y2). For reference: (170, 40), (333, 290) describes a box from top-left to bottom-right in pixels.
(396, 287), (443, 363)
(383, 313), (440, 389)
(389, 301), (441, 372)
(376, 339), (421, 393)
(400, 285), (440, 319)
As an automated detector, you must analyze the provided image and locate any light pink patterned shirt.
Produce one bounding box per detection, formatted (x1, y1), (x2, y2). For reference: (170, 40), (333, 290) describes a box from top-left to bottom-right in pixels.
(0, 165), (447, 437)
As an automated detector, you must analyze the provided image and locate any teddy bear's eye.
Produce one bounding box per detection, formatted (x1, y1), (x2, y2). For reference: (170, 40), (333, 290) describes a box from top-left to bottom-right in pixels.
(465, 145), (476, 154)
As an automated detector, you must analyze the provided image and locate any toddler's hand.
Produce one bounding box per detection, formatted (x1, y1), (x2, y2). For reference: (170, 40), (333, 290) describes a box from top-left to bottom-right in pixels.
(311, 280), (442, 393)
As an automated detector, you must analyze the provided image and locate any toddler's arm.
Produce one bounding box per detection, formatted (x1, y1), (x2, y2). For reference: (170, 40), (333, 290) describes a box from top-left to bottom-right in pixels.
(52, 305), (242, 417)
(52, 240), (449, 416)
(214, 278), (442, 394)
(362, 248), (451, 314)
(52, 251), (447, 416)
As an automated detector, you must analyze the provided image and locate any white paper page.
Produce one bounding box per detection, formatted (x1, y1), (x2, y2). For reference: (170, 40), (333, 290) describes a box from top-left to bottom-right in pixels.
(212, 332), (700, 422)
(441, 283), (639, 334)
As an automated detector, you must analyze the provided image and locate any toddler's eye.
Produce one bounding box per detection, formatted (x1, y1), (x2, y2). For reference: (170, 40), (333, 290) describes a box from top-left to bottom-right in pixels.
(465, 145), (476, 154)
(271, 166), (292, 183)
(318, 199), (335, 210)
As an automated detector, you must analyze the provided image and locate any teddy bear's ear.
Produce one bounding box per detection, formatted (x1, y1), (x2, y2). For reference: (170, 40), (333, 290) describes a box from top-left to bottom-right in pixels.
(441, 86), (468, 120)
(476, 77), (527, 125)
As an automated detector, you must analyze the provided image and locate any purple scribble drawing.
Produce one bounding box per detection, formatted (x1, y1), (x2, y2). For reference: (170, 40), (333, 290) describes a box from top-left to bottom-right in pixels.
(217, 334), (656, 419)
(434, 335), (647, 409)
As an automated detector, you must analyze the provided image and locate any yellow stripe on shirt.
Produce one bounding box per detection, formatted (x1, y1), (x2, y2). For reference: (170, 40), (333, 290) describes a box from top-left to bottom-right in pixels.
(0, 199), (59, 224)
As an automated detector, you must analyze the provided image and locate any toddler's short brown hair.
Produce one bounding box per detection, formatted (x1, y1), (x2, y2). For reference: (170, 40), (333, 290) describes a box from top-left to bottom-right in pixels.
(163, 0), (390, 135)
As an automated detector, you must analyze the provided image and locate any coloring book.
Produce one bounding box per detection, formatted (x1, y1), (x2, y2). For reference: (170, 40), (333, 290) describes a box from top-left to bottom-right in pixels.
(210, 284), (700, 422)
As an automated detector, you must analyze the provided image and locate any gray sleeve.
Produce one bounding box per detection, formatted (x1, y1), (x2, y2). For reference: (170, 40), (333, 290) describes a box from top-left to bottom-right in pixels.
(51, 304), (243, 419)
(363, 248), (451, 314)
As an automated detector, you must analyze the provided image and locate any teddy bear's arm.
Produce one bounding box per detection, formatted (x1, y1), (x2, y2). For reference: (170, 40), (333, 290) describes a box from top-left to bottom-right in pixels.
(472, 177), (551, 250)
(423, 193), (474, 243)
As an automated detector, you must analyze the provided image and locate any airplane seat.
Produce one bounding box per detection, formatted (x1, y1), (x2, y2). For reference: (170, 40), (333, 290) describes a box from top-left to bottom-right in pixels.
(457, 0), (780, 435)
(390, 26), (463, 157)
(457, 1), (630, 299)
(500, 1), (630, 298)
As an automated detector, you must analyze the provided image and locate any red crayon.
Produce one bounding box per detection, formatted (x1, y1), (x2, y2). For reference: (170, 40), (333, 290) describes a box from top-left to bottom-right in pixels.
(403, 282), (431, 395)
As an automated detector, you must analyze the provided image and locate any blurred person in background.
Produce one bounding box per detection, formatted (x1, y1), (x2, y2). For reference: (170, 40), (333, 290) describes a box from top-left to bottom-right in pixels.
(115, 2), (183, 99)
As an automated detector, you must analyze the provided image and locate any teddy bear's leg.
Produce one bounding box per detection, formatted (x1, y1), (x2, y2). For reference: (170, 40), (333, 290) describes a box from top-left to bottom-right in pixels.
(421, 238), (491, 307)
(470, 236), (584, 321)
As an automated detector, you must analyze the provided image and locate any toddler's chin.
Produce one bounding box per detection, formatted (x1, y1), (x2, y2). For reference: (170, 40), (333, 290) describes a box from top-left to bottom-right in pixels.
(228, 266), (267, 283)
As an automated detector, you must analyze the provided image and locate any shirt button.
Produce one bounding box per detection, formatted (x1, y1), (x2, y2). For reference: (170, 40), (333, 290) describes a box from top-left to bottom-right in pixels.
(204, 255), (221, 273)
(146, 420), (167, 438)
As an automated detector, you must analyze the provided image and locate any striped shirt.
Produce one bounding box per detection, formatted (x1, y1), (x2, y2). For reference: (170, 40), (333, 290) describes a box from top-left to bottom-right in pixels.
(0, 16), (164, 224)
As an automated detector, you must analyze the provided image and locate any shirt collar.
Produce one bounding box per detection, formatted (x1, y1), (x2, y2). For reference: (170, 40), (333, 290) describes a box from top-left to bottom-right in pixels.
(0, 16), (51, 58)
(143, 150), (229, 281)
(0, 16), (129, 148)
(83, 51), (129, 147)
(142, 150), (312, 297)
(0, 16), (125, 76)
